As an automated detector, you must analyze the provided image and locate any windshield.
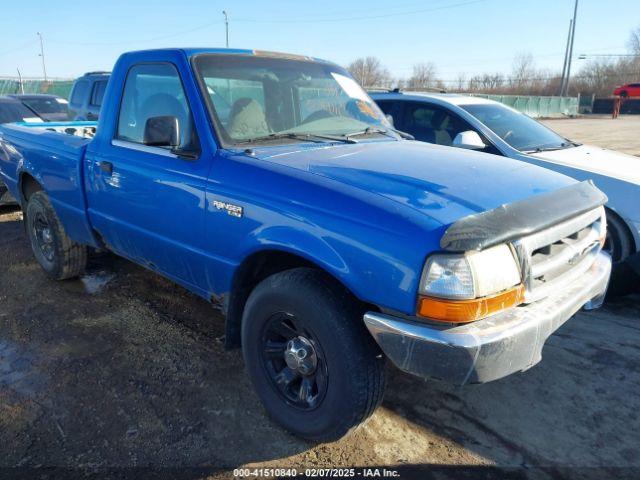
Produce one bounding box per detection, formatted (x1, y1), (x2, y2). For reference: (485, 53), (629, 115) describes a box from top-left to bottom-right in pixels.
(21, 97), (68, 114)
(193, 54), (391, 146)
(0, 100), (42, 123)
(460, 103), (573, 152)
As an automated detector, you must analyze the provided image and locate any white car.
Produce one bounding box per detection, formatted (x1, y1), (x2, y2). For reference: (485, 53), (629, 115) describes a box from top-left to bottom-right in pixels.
(371, 91), (640, 265)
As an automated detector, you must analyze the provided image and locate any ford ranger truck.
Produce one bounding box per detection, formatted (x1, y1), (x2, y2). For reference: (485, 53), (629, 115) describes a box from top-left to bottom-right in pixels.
(0, 48), (611, 442)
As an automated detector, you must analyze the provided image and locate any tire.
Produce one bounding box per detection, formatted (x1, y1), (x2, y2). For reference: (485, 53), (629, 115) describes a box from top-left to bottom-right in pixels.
(241, 268), (387, 442)
(620, 91), (628, 98)
(25, 190), (87, 280)
(604, 210), (633, 264)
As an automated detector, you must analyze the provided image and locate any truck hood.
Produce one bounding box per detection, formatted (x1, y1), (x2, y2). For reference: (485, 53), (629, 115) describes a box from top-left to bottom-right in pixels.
(529, 144), (640, 186)
(249, 141), (575, 226)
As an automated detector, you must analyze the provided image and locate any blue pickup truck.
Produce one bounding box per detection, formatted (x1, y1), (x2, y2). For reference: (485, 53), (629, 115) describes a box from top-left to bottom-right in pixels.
(0, 48), (612, 441)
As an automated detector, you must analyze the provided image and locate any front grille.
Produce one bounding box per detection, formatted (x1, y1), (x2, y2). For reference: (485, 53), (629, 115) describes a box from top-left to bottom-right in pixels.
(513, 207), (606, 303)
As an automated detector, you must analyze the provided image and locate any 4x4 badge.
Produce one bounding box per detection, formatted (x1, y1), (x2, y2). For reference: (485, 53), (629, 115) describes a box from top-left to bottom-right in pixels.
(212, 200), (243, 218)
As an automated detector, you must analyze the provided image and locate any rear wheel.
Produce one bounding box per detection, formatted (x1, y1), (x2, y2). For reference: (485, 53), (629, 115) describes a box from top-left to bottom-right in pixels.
(241, 268), (386, 442)
(26, 191), (87, 280)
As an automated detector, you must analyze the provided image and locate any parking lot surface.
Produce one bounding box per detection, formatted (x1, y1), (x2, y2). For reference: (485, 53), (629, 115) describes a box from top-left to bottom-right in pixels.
(542, 115), (640, 157)
(1, 116), (639, 478)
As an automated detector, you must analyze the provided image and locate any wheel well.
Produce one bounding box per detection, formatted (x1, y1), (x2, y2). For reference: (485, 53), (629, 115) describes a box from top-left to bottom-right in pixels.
(605, 206), (637, 254)
(224, 250), (362, 349)
(20, 173), (43, 204)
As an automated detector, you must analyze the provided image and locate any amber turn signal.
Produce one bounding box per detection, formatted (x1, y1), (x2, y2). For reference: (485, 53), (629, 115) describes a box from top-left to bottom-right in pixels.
(417, 285), (525, 323)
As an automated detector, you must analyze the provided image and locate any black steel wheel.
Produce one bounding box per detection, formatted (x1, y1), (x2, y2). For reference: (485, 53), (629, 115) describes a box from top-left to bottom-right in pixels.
(242, 268), (387, 442)
(31, 209), (56, 263)
(261, 312), (328, 411)
(25, 190), (87, 280)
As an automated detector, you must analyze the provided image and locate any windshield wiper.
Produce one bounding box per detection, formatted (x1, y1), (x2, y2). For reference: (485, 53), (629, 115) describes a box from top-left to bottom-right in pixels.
(387, 127), (415, 140)
(344, 126), (414, 141)
(234, 132), (357, 145)
(523, 141), (577, 153)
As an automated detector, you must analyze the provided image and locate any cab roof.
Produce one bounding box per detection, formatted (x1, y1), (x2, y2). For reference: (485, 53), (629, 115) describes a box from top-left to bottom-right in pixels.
(123, 48), (334, 65)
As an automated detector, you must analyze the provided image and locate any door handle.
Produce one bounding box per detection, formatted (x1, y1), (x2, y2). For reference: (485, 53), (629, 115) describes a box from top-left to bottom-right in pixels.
(98, 161), (113, 175)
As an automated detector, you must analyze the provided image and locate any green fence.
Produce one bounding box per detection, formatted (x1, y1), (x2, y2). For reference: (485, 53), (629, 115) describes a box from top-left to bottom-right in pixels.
(470, 94), (579, 118)
(0, 79), (74, 99)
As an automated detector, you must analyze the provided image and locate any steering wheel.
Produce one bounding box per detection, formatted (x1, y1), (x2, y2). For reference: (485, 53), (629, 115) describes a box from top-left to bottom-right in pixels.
(503, 130), (514, 141)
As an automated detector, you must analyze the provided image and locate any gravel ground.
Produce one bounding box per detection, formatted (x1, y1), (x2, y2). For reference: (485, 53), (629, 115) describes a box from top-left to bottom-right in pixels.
(542, 115), (640, 156)
(1, 204), (639, 479)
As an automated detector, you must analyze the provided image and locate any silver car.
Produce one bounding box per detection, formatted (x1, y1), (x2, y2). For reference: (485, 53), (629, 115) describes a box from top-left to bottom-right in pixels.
(371, 91), (640, 266)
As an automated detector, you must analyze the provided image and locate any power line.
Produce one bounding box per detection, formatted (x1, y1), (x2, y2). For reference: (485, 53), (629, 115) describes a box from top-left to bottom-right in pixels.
(44, 0), (493, 47)
(0, 40), (38, 58)
(233, 0), (491, 24)
(48, 21), (222, 47)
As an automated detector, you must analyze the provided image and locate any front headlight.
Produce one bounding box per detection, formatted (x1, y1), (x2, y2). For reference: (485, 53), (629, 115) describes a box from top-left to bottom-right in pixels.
(418, 244), (524, 323)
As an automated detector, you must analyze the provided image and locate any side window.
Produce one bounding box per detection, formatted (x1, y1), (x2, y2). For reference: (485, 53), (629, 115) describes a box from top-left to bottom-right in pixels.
(374, 100), (399, 127)
(117, 63), (199, 152)
(90, 80), (108, 107)
(401, 103), (462, 146)
(402, 102), (503, 155)
(70, 81), (89, 105)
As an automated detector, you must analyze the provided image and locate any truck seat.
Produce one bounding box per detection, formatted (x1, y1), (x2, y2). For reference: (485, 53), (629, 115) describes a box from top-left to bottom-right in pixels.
(227, 98), (270, 140)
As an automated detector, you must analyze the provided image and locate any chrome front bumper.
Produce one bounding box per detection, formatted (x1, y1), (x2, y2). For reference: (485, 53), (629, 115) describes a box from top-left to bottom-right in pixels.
(364, 252), (611, 385)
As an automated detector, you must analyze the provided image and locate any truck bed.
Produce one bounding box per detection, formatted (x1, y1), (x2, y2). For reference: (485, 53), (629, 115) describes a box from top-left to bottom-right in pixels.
(0, 121), (99, 246)
(13, 120), (98, 139)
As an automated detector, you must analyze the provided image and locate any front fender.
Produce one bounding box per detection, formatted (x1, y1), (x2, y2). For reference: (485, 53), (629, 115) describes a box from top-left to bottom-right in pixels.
(242, 225), (350, 284)
(239, 218), (431, 313)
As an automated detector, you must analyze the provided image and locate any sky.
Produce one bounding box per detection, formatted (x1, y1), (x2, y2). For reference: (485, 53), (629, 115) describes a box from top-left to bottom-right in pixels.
(1, 0), (638, 82)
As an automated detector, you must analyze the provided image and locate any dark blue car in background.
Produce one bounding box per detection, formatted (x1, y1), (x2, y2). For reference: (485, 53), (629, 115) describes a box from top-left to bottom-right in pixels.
(68, 71), (110, 121)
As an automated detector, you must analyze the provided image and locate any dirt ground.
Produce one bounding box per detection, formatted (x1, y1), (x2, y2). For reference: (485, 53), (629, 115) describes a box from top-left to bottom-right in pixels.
(542, 115), (640, 157)
(1, 209), (640, 479)
(2, 115), (640, 479)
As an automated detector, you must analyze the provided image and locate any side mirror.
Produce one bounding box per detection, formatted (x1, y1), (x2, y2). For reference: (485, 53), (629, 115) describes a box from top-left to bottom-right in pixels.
(144, 115), (180, 147)
(453, 130), (486, 150)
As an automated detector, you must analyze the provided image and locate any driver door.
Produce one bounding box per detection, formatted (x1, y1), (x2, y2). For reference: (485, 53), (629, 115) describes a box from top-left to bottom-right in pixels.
(84, 61), (212, 293)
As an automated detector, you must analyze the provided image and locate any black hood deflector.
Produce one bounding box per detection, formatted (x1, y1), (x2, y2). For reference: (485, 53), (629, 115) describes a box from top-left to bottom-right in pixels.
(440, 181), (607, 252)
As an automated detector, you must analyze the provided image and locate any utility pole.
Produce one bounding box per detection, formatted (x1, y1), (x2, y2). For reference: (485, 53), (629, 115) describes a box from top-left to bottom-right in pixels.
(562, 0), (579, 97)
(37, 32), (48, 83)
(16, 68), (24, 94)
(222, 10), (229, 47)
(559, 19), (572, 96)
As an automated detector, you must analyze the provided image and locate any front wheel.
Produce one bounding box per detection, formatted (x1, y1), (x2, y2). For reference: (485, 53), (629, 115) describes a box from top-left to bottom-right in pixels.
(604, 210), (633, 264)
(241, 268), (387, 442)
(25, 191), (87, 280)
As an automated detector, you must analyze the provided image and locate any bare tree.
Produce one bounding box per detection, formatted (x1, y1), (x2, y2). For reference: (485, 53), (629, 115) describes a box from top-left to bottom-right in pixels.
(468, 73), (505, 92)
(454, 73), (467, 92)
(509, 53), (536, 91)
(347, 57), (392, 88)
(407, 62), (438, 89)
(628, 26), (640, 56)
